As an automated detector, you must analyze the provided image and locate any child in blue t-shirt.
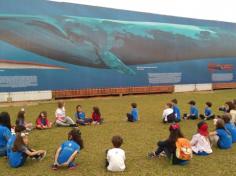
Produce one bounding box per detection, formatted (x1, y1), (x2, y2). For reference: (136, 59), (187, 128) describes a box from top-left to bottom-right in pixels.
(127, 103), (139, 122)
(75, 105), (92, 126)
(0, 112), (12, 157)
(52, 128), (84, 170)
(7, 125), (26, 157)
(171, 99), (181, 122)
(8, 133), (47, 168)
(209, 119), (232, 149)
(184, 100), (198, 120)
(200, 102), (215, 120)
(222, 114), (236, 143)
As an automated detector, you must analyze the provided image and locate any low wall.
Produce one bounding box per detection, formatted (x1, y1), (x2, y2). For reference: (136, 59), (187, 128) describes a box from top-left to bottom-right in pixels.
(0, 83), (235, 102)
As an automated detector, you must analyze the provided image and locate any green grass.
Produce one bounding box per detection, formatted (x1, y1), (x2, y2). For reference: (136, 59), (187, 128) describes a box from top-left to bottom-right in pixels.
(0, 90), (236, 176)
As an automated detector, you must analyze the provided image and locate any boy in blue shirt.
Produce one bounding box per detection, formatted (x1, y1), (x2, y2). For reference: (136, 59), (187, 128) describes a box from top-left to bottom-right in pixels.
(127, 103), (139, 122)
(184, 100), (198, 120)
(222, 114), (236, 143)
(209, 119), (232, 149)
(75, 105), (92, 126)
(200, 102), (215, 120)
(171, 99), (181, 122)
(52, 128), (83, 170)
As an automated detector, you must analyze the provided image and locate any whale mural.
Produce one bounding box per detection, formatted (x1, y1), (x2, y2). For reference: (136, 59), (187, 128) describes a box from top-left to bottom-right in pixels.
(0, 0), (235, 91)
(1, 15), (236, 75)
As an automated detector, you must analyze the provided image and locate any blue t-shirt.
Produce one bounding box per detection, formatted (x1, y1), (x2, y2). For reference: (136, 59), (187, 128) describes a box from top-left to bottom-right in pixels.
(7, 135), (16, 157)
(0, 125), (12, 149)
(57, 140), (80, 164)
(204, 107), (212, 116)
(225, 123), (236, 143)
(216, 129), (232, 149)
(173, 105), (181, 121)
(75, 112), (86, 120)
(8, 145), (28, 168)
(131, 108), (138, 121)
(190, 106), (199, 117)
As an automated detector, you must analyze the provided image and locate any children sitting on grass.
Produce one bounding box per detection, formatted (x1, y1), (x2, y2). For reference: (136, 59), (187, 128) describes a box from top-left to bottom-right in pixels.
(75, 105), (92, 126)
(162, 103), (175, 123)
(16, 109), (34, 131)
(8, 132), (46, 168)
(36, 111), (52, 130)
(106, 135), (126, 172)
(221, 114), (236, 143)
(148, 123), (192, 165)
(183, 100), (199, 120)
(127, 103), (138, 122)
(209, 118), (232, 149)
(52, 128), (83, 170)
(171, 99), (181, 122)
(0, 112), (12, 157)
(191, 121), (212, 156)
(200, 102), (215, 120)
(7, 125), (26, 157)
(92, 106), (103, 125)
(55, 101), (77, 127)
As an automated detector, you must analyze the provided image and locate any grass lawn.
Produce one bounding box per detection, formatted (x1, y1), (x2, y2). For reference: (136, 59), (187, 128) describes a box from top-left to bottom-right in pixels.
(0, 90), (236, 176)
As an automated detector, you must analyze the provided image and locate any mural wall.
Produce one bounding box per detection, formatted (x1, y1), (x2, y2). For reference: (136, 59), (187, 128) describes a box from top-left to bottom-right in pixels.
(0, 0), (236, 91)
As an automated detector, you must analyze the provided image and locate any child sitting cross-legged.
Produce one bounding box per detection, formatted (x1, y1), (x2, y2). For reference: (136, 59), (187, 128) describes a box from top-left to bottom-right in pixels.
(52, 128), (83, 170)
(75, 105), (92, 126)
(191, 121), (213, 156)
(106, 135), (126, 172)
(126, 103), (139, 122)
(36, 111), (52, 130)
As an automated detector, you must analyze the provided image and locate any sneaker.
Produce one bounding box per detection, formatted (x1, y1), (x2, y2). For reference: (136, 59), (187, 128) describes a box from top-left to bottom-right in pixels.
(68, 163), (78, 170)
(38, 151), (47, 161)
(159, 151), (167, 158)
(147, 152), (156, 159)
(52, 164), (58, 170)
(69, 124), (77, 127)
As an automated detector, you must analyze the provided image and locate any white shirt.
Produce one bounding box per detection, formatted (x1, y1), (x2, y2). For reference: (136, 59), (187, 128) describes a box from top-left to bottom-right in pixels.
(191, 133), (212, 154)
(107, 148), (126, 172)
(162, 108), (174, 122)
(230, 110), (236, 124)
(55, 107), (66, 121)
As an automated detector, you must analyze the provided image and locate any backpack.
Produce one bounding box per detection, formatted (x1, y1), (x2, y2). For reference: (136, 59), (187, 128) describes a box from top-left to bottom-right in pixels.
(175, 138), (192, 160)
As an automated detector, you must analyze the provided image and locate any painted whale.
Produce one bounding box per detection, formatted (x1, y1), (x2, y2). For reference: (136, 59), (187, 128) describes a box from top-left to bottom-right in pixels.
(0, 15), (236, 74)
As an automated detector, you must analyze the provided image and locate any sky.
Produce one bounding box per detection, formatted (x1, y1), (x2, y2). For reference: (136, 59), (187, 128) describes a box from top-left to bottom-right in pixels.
(50, 0), (235, 23)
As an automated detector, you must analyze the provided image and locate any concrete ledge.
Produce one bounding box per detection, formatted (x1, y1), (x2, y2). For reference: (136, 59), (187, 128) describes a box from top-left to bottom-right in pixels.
(195, 84), (212, 91)
(174, 84), (196, 92)
(0, 91), (52, 102)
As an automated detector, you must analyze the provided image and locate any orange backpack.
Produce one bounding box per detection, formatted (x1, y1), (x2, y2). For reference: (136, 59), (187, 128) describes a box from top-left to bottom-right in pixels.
(175, 138), (192, 160)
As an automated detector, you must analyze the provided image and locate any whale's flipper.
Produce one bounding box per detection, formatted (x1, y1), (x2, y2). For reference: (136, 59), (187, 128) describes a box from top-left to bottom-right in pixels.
(99, 50), (135, 75)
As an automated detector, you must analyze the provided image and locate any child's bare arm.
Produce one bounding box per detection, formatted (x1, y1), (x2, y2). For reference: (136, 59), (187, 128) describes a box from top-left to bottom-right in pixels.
(62, 151), (78, 166)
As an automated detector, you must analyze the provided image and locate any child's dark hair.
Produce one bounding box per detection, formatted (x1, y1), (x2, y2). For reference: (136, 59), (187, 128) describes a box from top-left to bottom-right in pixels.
(206, 102), (212, 107)
(188, 100), (196, 105)
(39, 111), (47, 118)
(76, 105), (82, 110)
(93, 106), (101, 116)
(131, 103), (137, 108)
(112, 135), (123, 148)
(12, 134), (25, 152)
(58, 101), (64, 108)
(171, 99), (178, 104)
(197, 121), (206, 129)
(15, 125), (26, 133)
(168, 124), (184, 146)
(216, 119), (225, 130)
(221, 114), (231, 124)
(68, 128), (84, 149)
(16, 110), (25, 125)
(166, 103), (173, 108)
(225, 101), (235, 111)
(0, 112), (12, 130)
